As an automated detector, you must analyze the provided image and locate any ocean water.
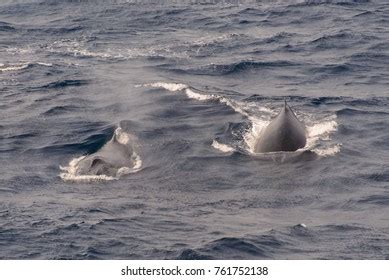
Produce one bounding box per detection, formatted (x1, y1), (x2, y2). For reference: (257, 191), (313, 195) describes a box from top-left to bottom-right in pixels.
(0, 0), (388, 259)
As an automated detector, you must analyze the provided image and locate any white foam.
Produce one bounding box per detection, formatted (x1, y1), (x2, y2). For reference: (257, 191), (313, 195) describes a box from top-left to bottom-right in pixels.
(304, 116), (340, 156)
(219, 97), (247, 116)
(243, 117), (271, 154)
(131, 153), (143, 171)
(74, 49), (122, 59)
(59, 153), (142, 182)
(143, 82), (218, 101)
(46, 39), (125, 60)
(116, 167), (132, 176)
(36, 62), (53, 67)
(109, 152), (142, 177)
(211, 140), (235, 153)
(0, 62), (53, 72)
(60, 173), (117, 182)
(59, 155), (85, 173)
(6, 47), (34, 55)
(191, 33), (238, 47)
(307, 119), (337, 138)
(185, 88), (216, 101)
(144, 82), (188, 92)
(59, 156), (117, 182)
(313, 144), (341, 157)
(0, 63), (29, 72)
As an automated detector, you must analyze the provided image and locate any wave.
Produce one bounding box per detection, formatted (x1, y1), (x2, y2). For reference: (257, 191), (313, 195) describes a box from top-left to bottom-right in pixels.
(310, 96), (389, 107)
(12, 24), (378, 69)
(177, 225), (294, 260)
(39, 25), (83, 35)
(41, 105), (80, 117)
(44, 37), (197, 61)
(357, 194), (389, 206)
(162, 60), (299, 76)
(311, 31), (375, 43)
(0, 62), (52, 72)
(0, 21), (15, 31)
(143, 82), (340, 157)
(337, 108), (389, 116)
(361, 171), (389, 183)
(43, 79), (88, 89)
(177, 235), (282, 260)
(291, 0), (370, 6)
(308, 63), (354, 75)
(237, 7), (266, 16)
(34, 79), (89, 90)
(309, 31), (376, 50)
(176, 222), (387, 260)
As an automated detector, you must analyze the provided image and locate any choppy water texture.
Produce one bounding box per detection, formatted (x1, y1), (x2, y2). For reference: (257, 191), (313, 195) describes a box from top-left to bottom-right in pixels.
(1, 0), (388, 259)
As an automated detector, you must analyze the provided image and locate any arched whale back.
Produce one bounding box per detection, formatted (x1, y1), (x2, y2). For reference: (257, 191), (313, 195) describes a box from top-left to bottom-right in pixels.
(73, 128), (136, 177)
(254, 101), (307, 153)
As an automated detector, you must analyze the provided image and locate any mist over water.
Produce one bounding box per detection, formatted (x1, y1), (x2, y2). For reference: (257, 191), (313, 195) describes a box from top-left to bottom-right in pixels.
(0, 0), (388, 259)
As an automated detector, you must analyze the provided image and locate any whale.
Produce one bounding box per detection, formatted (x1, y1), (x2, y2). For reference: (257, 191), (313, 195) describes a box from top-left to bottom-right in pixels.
(254, 101), (307, 153)
(72, 128), (138, 177)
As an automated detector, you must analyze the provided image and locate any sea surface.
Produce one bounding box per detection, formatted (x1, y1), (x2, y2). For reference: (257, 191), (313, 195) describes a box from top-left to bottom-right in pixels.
(0, 0), (388, 259)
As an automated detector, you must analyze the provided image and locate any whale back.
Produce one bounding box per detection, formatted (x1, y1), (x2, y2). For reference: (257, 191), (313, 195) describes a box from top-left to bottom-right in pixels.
(254, 102), (306, 153)
(74, 129), (136, 177)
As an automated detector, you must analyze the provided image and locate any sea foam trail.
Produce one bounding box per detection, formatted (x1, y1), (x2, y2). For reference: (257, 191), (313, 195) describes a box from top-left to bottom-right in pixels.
(142, 82), (272, 117)
(59, 127), (142, 182)
(0, 62), (53, 72)
(144, 82), (340, 157)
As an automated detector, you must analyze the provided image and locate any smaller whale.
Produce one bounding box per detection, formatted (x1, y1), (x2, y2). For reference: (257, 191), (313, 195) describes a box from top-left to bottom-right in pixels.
(71, 128), (138, 178)
(254, 101), (307, 153)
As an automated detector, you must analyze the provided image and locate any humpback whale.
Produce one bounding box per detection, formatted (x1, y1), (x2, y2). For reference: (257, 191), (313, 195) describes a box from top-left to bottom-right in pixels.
(254, 101), (307, 153)
(71, 128), (138, 177)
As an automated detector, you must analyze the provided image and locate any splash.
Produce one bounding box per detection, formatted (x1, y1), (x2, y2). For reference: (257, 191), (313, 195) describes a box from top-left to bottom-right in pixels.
(312, 144), (341, 157)
(211, 140), (235, 153)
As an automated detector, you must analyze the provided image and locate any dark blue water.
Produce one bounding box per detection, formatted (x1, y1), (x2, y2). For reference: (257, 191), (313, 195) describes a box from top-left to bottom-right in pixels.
(1, 0), (388, 259)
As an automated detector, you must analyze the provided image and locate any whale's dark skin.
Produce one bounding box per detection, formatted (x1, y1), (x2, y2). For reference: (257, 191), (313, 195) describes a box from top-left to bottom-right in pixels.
(254, 101), (307, 153)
